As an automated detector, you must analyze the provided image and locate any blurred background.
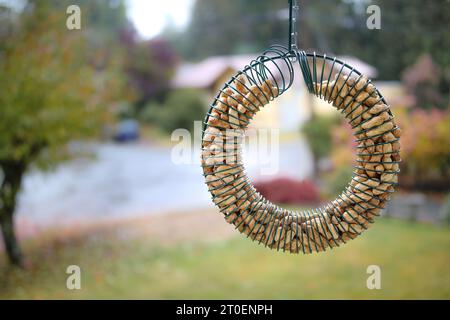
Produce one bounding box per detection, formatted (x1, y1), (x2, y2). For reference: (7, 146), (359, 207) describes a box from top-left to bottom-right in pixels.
(0, 0), (449, 299)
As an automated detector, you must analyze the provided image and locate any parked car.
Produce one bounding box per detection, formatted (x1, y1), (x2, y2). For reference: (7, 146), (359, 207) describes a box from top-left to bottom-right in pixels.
(113, 119), (140, 143)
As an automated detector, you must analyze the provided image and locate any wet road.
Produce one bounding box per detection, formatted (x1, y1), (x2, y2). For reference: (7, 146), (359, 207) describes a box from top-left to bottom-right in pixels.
(16, 138), (313, 227)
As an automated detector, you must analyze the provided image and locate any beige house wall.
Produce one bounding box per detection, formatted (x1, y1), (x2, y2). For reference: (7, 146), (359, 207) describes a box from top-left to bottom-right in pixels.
(248, 80), (404, 133)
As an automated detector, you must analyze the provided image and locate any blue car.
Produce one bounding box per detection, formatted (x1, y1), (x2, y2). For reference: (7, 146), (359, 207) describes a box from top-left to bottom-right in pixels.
(114, 119), (140, 143)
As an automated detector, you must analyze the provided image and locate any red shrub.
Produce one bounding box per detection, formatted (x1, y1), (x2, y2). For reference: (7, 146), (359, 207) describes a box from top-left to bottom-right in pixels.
(253, 177), (320, 206)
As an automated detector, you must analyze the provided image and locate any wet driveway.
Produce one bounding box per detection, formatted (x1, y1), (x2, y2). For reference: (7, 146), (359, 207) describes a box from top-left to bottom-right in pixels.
(16, 138), (313, 227)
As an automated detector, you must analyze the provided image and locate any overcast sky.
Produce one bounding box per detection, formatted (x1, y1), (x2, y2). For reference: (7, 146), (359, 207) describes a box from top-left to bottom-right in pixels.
(127, 0), (194, 39)
(0, 0), (194, 40)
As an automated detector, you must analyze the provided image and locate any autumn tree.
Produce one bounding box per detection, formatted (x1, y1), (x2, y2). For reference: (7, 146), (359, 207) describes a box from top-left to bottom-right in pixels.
(0, 3), (125, 266)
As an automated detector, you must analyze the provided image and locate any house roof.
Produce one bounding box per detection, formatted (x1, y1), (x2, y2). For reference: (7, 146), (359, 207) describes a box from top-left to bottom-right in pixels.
(171, 53), (378, 90)
(171, 54), (258, 89)
(337, 55), (378, 78)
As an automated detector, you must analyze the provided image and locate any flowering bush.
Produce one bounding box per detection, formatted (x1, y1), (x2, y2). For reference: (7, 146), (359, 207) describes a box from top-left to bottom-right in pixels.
(396, 107), (450, 190)
(254, 177), (320, 205)
(326, 106), (450, 191)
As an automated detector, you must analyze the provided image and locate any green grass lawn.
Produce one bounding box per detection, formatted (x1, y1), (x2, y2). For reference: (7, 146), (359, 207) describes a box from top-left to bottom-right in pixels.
(1, 218), (449, 299)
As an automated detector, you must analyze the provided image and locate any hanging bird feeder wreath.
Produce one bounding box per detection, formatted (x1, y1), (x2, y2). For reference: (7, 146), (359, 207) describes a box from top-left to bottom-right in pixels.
(201, 0), (402, 254)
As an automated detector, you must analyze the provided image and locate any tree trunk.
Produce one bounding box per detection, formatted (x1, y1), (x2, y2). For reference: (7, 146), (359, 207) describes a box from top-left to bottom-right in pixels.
(0, 161), (26, 267)
(0, 212), (22, 266)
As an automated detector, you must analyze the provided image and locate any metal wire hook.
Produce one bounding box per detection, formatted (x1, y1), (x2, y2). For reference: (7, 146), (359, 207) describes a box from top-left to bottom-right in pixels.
(288, 0), (300, 53)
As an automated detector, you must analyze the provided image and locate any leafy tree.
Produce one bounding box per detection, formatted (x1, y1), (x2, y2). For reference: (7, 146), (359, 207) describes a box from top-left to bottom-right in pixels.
(123, 36), (178, 109)
(140, 89), (206, 134)
(170, 0), (450, 82)
(169, 0), (288, 60)
(0, 3), (125, 266)
(301, 115), (341, 177)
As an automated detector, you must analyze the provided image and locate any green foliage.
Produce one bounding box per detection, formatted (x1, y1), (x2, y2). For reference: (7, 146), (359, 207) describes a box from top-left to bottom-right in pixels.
(116, 102), (136, 120)
(26, 0), (129, 38)
(169, 0), (450, 82)
(301, 115), (341, 160)
(325, 166), (354, 198)
(0, 7), (124, 168)
(0, 0), (129, 266)
(168, 0), (287, 61)
(0, 2), (128, 167)
(140, 90), (206, 134)
(139, 101), (162, 124)
(369, 0), (450, 80)
(303, 0), (450, 80)
(0, 21), (87, 165)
